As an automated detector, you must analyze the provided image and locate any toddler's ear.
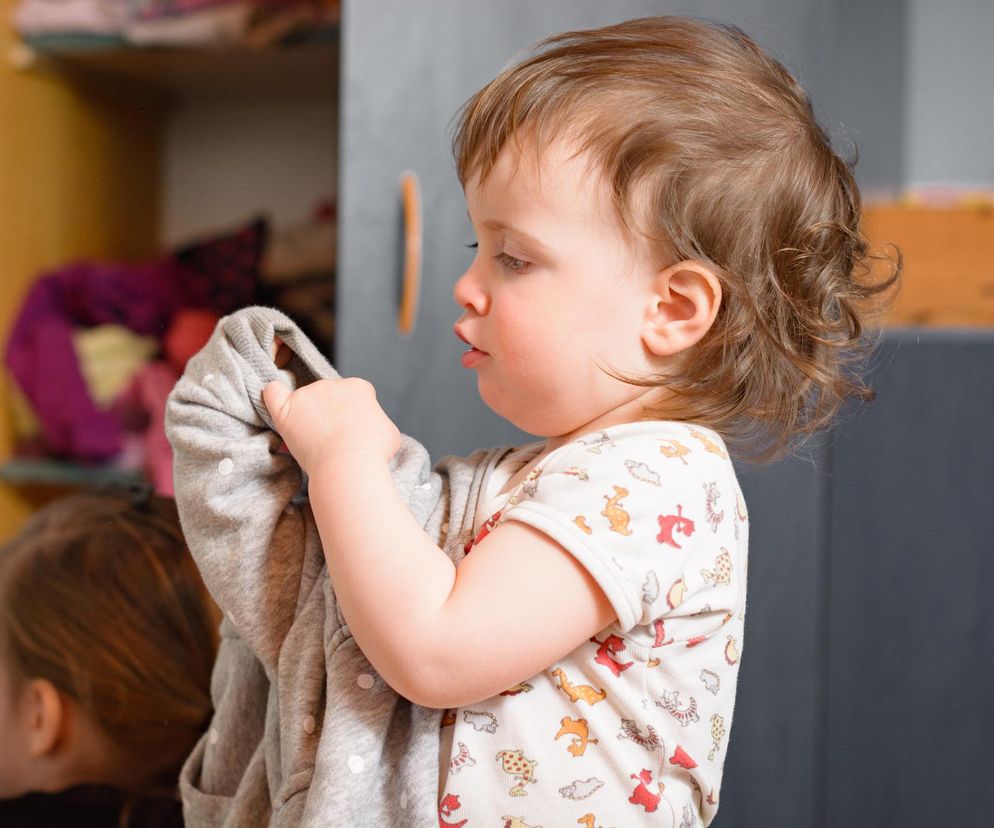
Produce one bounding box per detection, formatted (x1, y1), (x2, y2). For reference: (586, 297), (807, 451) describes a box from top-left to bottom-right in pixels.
(24, 678), (64, 758)
(642, 259), (722, 357)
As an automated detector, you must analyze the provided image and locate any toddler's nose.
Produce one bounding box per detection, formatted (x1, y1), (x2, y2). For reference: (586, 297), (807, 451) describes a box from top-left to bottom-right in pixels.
(453, 266), (489, 315)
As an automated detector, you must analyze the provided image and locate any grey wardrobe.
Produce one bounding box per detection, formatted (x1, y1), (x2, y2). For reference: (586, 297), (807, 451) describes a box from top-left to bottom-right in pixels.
(727, 330), (994, 827)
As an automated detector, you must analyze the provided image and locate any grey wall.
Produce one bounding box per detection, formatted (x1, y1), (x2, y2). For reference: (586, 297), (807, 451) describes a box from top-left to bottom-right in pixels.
(904, 0), (994, 188)
(834, 0), (907, 195)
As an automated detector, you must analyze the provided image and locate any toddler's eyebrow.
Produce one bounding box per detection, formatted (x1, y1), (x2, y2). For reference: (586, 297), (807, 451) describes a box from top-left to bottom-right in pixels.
(472, 214), (551, 255)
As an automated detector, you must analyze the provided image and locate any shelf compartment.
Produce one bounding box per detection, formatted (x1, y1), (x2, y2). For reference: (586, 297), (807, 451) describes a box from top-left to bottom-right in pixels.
(16, 28), (339, 103)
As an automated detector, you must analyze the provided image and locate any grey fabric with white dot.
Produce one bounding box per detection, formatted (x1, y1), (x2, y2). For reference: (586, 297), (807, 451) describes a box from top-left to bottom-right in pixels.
(166, 307), (500, 827)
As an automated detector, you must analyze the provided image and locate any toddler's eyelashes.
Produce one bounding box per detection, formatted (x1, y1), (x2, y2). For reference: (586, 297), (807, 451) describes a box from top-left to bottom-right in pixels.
(466, 242), (478, 249)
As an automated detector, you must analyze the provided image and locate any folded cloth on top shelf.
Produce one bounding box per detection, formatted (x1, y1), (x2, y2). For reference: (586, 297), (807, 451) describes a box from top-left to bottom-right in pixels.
(12, 0), (334, 46)
(130, 0), (247, 21)
(12, 0), (128, 37)
(123, 0), (253, 46)
(123, 0), (330, 48)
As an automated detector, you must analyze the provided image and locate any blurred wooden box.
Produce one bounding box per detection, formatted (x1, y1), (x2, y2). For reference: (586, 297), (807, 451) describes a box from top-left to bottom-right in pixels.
(863, 203), (994, 326)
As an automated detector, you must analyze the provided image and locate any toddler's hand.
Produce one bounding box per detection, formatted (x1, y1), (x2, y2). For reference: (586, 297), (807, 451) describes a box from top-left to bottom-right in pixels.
(262, 376), (401, 475)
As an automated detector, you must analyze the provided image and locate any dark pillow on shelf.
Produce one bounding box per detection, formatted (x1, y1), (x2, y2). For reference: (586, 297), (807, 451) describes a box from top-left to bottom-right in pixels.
(174, 217), (268, 315)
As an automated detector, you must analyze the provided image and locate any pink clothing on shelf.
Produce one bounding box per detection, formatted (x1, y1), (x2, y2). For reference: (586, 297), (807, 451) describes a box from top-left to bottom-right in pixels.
(115, 361), (180, 496)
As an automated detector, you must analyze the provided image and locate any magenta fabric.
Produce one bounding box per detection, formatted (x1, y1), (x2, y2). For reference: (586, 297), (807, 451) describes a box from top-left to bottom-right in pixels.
(4, 259), (205, 461)
(5, 218), (267, 462)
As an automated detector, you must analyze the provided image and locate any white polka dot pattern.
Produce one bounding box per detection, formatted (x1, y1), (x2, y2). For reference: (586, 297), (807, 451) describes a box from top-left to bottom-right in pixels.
(347, 755), (364, 774)
(218, 457), (234, 475)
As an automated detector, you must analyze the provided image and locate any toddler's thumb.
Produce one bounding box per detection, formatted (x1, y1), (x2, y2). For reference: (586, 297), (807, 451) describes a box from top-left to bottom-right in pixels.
(262, 380), (291, 426)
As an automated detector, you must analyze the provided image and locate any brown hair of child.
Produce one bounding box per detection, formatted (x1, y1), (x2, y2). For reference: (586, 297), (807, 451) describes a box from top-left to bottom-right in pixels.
(0, 489), (219, 794)
(452, 15), (900, 459)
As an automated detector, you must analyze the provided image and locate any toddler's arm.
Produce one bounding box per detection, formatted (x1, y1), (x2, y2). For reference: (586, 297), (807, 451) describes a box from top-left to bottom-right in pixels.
(262, 378), (617, 708)
(166, 307), (440, 672)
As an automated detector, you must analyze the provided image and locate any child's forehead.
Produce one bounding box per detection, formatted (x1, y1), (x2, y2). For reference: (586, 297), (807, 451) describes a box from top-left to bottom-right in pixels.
(466, 133), (607, 211)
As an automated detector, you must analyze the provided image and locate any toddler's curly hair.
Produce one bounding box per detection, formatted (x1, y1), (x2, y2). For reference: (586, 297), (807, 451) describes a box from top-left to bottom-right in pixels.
(452, 16), (900, 459)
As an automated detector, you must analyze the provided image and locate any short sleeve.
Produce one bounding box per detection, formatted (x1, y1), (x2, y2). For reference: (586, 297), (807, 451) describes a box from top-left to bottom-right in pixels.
(500, 423), (742, 634)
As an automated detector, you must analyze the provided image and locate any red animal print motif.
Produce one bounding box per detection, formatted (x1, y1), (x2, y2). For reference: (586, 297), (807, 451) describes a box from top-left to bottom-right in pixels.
(438, 793), (467, 828)
(669, 745), (698, 769)
(657, 505), (695, 548)
(591, 634), (634, 677)
(628, 768), (662, 813)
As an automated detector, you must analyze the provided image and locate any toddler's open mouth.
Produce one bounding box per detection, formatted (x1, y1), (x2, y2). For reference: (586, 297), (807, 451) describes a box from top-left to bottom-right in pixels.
(454, 324), (488, 367)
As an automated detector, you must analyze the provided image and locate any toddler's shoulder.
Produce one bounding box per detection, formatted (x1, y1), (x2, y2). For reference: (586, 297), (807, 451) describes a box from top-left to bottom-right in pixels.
(549, 420), (737, 483)
(505, 421), (745, 634)
(514, 420), (741, 549)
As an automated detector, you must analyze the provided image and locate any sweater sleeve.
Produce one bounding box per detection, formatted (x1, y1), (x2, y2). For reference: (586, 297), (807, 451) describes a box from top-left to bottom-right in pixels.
(165, 306), (338, 672)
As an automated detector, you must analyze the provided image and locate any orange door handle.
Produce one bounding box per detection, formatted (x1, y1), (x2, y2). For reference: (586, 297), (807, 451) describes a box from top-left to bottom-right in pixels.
(398, 171), (422, 336)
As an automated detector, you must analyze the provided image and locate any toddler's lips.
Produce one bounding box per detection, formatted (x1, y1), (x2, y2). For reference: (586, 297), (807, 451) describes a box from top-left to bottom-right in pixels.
(454, 324), (488, 359)
(460, 346), (487, 369)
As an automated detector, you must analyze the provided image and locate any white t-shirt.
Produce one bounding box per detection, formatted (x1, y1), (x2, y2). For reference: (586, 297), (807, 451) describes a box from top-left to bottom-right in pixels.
(437, 421), (749, 827)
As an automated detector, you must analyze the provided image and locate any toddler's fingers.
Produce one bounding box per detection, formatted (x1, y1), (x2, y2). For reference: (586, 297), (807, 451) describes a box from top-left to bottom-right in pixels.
(262, 380), (292, 424)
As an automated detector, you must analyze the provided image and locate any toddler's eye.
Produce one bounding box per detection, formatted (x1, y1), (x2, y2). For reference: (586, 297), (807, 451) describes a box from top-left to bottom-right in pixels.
(495, 251), (529, 273)
(465, 242), (478, 249)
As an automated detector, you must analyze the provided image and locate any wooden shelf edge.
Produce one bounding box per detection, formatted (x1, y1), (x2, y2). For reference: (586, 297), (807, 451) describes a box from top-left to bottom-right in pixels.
(13, 26), (340, 103)
(0, 459), (143, 489)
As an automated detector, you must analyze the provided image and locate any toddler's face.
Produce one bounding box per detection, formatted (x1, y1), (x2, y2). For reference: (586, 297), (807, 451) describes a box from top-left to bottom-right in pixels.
(454, 136), (663, 440)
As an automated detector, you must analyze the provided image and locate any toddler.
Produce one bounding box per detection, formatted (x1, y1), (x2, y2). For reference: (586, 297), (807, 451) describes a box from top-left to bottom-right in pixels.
(0, 488), (218, 826)
(168, 15), (895, 827)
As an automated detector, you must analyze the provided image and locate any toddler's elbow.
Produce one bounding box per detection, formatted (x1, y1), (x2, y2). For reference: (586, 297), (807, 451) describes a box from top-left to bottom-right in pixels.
(397, 673), (461, 710)
(392, 663), (486, 710)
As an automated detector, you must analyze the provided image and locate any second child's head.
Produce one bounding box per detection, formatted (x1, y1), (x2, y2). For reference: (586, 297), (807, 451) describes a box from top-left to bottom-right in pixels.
(0, 490), (219, 799)
(452, 16), (897, 458)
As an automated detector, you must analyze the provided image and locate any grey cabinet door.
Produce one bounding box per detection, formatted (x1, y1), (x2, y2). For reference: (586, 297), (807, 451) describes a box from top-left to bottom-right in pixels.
(724, 445), (833, 828)
(825, 331), (994, 827)
(335, 0), (837, 459)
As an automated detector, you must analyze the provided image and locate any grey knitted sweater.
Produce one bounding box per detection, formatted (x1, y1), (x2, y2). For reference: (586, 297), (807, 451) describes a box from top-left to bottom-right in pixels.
(165, 307), (501, 827)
